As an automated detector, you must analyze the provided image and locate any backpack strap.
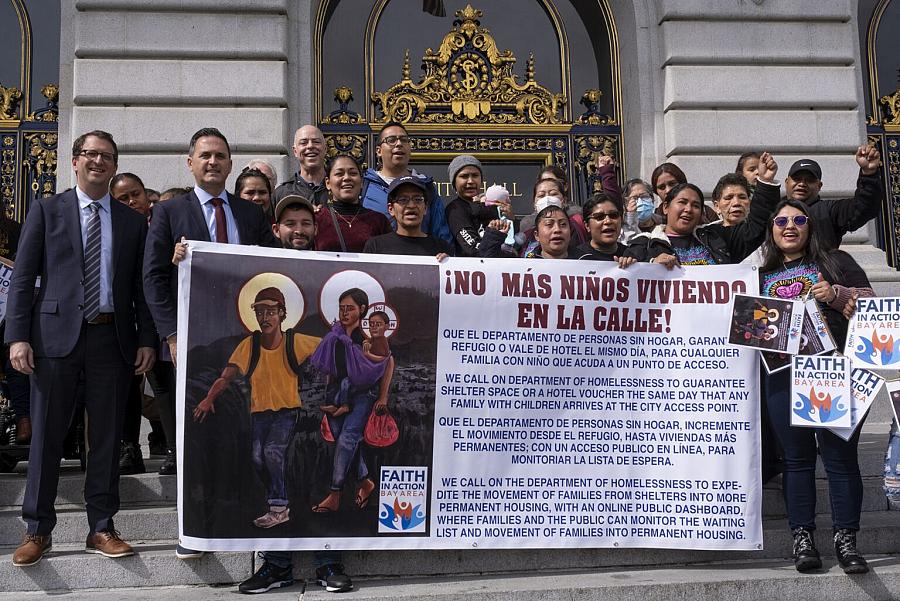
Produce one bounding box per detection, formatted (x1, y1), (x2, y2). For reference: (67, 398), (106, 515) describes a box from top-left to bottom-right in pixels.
(246, 330), (262, 379)
(284, 328), (305, 376)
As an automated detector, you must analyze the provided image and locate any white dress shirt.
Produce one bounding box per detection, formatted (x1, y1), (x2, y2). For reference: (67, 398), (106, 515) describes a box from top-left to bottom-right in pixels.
(194, 186), (241, 244)
(75, 186), (114, 312)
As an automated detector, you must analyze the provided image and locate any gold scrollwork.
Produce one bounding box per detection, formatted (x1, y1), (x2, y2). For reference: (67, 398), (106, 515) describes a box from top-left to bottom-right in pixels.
(577, 89), (615, 126)
(324, 133), (368, 169)
(23, 131), (58, 198)
(0, 84), (23, 121)
(24, 83), (59, 123)
(1, 135), (16, 218)
(880, 89), (900, 131)
(411, 135), (561, 154)
(322, 86), (365, 125)
(574, 134), (619, 193)
(372, 4), (565, 126)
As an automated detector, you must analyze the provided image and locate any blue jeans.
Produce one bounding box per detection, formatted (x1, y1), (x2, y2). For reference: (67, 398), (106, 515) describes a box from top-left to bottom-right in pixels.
(251, 408), (298, 507)
(326, 381), (376, 490)
(262, 550), (343, 570)
(765, 370), (863, 531)
(885, 420), (900, 510)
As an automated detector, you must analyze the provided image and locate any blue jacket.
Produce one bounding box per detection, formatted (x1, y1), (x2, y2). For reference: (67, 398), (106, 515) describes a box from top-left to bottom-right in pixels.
(361, 168), (452, 244)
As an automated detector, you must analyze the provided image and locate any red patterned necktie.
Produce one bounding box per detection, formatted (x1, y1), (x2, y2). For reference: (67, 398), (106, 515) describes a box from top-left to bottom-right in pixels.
(210, 198), (228, 243)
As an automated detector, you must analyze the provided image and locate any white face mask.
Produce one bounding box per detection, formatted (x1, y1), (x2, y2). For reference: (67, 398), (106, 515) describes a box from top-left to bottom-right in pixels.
(534, 196), (564, 214)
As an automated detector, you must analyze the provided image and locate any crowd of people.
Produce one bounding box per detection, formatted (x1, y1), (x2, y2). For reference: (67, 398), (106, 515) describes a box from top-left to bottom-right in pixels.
(1, 120), (893, 594)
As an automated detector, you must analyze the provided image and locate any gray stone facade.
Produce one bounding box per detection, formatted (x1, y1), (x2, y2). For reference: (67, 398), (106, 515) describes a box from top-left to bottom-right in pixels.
(57, 0), (870, 200)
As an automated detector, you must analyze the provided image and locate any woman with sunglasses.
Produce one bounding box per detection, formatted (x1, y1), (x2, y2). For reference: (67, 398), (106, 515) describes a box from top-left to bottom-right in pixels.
(576, 193), (635, 267)
(759, 199), (875, 575)
(627, 153), (780, 267)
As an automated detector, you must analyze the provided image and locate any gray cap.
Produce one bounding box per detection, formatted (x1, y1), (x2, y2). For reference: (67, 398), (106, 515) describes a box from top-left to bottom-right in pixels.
(448, 154), (483, 188)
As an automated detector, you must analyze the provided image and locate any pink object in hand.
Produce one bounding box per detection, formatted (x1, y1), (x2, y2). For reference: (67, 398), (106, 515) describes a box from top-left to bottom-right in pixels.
(484, 184), (509, 206)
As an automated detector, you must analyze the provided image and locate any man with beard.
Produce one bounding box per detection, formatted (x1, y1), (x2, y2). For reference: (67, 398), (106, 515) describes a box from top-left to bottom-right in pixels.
(272, 125), (328, 207)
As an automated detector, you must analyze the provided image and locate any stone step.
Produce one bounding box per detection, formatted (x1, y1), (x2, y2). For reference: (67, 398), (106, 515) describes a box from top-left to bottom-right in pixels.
(5, 557), (900, 601)
(2, 512), (899, 592)
(0, 464), (177, 508)
(0, 474), (888, 547)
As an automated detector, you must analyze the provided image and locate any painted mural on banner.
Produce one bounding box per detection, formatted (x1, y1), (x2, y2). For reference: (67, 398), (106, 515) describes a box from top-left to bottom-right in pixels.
(845, 297), (900, 369)
(176, 242), (762, 551)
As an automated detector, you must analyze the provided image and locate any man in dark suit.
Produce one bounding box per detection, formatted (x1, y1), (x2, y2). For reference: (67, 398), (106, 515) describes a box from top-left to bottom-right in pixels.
(6, 130), (157, 566)
(142, 127), (278, 557)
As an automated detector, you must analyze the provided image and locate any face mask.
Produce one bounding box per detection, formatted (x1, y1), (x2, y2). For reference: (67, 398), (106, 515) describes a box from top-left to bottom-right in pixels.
(635, 196), (655, 222)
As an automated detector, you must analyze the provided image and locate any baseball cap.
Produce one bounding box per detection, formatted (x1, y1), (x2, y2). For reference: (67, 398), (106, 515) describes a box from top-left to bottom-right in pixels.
(387, 175), (428, 200)
(252, 287), (286, 309)
(274, 194), (316, 222)
(787, 159), (822, 180)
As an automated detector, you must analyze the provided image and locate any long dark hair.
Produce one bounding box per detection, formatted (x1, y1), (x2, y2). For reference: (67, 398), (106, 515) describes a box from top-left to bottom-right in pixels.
(338, 287), (370, 324)
(759, 199), (841, 278)
(651, 162), (687, 198)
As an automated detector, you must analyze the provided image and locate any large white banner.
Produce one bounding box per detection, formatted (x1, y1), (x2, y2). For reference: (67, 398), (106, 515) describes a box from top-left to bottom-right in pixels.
(177, 243), (761, 551)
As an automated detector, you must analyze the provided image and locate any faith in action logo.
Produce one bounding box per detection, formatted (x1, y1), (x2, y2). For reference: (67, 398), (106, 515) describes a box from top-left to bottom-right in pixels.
(378, 466), (428, 533)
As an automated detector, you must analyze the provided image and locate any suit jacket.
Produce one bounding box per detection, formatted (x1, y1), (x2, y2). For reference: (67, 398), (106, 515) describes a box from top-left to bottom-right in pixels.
(143, 190), (279, 346)
(4, 188), (156, 362)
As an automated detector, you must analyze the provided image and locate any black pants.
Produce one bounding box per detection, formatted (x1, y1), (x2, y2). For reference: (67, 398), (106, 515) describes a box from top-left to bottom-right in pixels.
(152, 360), (176, 452)
(23, 322), (132, 535)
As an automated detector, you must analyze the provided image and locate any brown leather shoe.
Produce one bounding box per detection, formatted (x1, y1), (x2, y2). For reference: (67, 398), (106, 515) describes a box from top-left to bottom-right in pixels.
(15, 416), (31, 444)
(85, 530), (134, 558)
(12, 534), (52, 566)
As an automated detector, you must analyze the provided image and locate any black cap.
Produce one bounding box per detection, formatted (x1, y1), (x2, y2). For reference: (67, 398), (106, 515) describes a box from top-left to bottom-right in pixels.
(387, 175), (428, 200)
(787, 159), (822, 180)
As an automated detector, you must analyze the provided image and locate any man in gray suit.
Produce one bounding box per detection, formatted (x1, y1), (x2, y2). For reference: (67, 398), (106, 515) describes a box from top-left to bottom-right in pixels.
(6, 130), (156, 566)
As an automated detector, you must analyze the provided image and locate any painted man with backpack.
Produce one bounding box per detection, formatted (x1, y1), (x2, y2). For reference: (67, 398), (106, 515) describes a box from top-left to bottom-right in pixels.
(193, 285), (320, 528)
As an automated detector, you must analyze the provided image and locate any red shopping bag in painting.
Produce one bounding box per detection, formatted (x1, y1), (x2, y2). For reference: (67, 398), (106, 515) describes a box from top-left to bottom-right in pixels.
(320, 414), (334, 442)
(364, 409), (399, 447)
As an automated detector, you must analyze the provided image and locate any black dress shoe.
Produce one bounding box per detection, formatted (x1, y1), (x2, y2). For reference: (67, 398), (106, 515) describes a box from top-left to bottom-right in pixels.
(158, 448), (176, 475)
(119, 442), (146, 475)
(834, 529), (869, 574)
(791, 527), (822, 572)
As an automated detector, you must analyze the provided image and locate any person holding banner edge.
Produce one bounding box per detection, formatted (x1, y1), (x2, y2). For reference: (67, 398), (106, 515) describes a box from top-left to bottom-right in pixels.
(758, 197), (875, 574)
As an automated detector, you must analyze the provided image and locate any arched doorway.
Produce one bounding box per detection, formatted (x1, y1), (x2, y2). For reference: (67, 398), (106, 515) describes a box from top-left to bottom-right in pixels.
(314, 1), (623, 213)
(0, 0), (60, 222)
(863, 0), (900, 267)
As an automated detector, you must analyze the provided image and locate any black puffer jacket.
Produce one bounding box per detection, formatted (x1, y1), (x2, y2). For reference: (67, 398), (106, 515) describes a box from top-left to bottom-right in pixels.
(626, 179), (780, 264)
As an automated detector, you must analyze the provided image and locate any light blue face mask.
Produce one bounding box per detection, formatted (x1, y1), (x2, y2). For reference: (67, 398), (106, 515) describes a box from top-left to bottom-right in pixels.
(635, 196), (655, 222)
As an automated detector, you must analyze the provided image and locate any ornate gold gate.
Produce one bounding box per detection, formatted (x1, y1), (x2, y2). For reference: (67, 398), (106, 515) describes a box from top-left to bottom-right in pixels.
(316, 2), (622, 214)
(0, 0), (59, 223)
(865, 0), (900, 268)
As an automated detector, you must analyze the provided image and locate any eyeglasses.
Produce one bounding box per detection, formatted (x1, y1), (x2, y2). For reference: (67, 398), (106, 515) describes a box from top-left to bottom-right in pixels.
(78, 150), (115, 163)
(588, 210), (621, 221)
(773, 215), (808, 228)
(627, 194), (652, 202)
(380, 135), (411, 146)
(392, 196), (426, 206)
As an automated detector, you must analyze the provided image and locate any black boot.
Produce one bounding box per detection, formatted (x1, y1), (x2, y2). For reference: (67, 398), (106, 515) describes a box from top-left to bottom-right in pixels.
(791, 527), (822, 572)
(118, 441), (146, 475)
(158, 448), (176, 475)
(834, 529), (869, 574)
